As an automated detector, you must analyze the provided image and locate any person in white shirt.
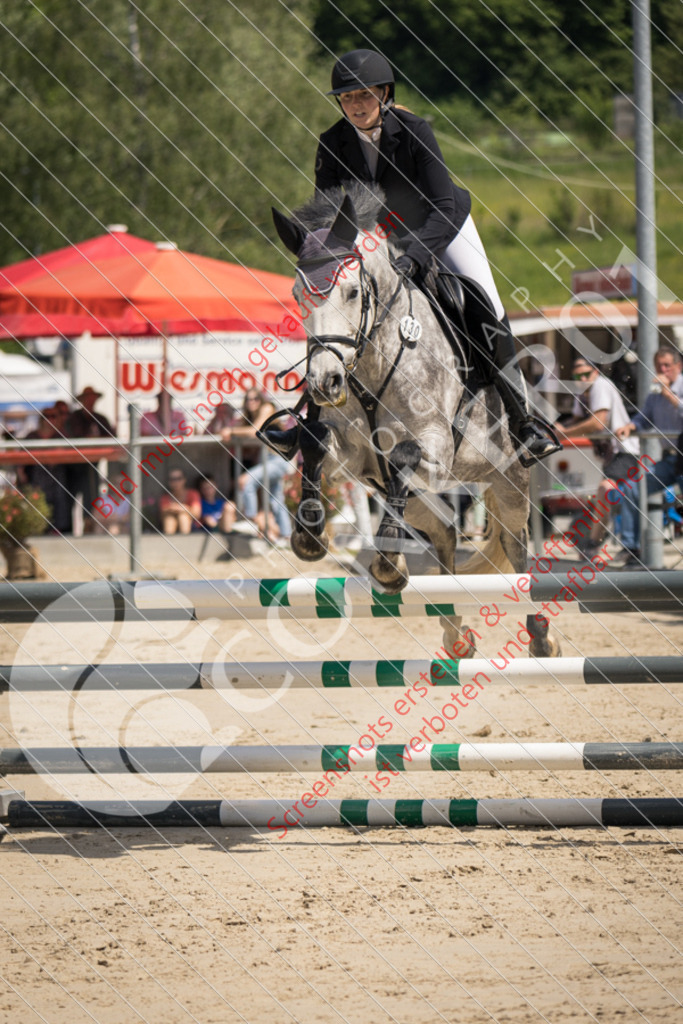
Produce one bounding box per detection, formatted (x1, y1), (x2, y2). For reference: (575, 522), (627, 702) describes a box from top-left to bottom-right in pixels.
(617, 346), (683, 495)
(556, 356), (641, 566)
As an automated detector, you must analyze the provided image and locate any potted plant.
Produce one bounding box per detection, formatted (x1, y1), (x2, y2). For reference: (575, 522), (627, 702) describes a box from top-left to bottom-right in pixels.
(0, 488), (51, 579)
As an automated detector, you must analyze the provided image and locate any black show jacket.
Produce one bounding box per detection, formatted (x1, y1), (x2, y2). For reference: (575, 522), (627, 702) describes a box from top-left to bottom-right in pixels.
(314, 107), (471, 270)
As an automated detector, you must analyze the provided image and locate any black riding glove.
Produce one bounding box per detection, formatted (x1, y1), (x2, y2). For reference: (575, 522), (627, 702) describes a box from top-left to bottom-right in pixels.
(393, 255), (418, 280)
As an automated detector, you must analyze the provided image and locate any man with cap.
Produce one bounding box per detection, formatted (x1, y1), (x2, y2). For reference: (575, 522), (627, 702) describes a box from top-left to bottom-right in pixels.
(67, 386), (115, 439)
(67, 386), (116, 530)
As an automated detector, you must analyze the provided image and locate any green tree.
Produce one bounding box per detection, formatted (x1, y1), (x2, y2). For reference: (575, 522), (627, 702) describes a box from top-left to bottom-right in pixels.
(0, 0), (326, 273)
(652, 0), (683, 115)
(311, 0), (639, 128)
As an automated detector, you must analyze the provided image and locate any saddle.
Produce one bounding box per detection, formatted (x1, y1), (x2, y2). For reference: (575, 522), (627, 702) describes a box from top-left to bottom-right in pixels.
(416, 259), (497, 393)
(416, 260), (562, 465)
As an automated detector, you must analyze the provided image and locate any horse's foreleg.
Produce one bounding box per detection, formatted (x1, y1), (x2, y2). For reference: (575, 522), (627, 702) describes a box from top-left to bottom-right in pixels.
(370, 440), (422, 593)
(291, 420), (331, 562)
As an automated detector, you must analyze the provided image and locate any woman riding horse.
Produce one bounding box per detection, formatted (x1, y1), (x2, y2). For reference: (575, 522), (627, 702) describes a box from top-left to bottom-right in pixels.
(268, 48), (558, 466)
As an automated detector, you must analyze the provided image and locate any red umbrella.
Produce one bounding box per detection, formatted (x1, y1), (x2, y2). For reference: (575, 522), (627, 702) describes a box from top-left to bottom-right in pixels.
(0, 233), (303, 339)
(1, 226), (157, 288)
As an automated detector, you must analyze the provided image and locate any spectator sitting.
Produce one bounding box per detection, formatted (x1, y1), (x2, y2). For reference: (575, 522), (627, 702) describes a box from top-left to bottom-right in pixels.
(616, 345), (683, 498)
(555, 356), (641, 567)
(197, 475), (236, 533)
(93, 481), (130, 536)
(204, 402), (239, 489)
(212, 389), (292, 542)
(219, 389), (276, 471)
(159, 469), (201, 535)
(140, 389), (185, 437)
(239, 451), (293, 543)
(204, 402), (238, 436)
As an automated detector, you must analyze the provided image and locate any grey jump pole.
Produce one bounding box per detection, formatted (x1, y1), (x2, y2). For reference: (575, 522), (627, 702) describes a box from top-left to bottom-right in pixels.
(1, 655), (683, 693)
(8, 797), (683, 830)
(0, 572), (682, 622)
(3, 742), (682, 775)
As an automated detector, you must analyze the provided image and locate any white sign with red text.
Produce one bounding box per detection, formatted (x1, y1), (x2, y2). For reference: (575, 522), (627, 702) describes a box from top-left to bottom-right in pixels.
(71, 331), (307, 438)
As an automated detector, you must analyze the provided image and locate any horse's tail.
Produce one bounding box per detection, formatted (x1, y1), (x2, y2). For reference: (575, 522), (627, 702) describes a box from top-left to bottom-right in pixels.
(456, 488), (513, 575)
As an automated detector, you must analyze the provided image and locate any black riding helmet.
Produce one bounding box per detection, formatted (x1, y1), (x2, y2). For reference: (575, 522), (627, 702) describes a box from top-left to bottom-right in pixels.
(328, 49), (395, 104)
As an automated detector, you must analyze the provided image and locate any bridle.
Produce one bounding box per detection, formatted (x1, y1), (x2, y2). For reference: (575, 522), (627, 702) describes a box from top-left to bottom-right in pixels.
(296, 249), (413, 491)
(297, 250), (399, 371)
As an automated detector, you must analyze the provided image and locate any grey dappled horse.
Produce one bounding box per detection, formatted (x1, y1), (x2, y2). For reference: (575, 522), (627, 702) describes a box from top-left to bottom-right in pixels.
(271, 190), (559, 658)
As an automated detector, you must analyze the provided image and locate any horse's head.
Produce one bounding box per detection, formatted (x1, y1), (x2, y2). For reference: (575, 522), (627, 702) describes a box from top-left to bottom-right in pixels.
(272, 193), (397, 407)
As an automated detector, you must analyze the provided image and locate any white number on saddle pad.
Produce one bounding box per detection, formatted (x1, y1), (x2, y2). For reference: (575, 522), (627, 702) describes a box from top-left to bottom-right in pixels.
(400, 315), (422, 343)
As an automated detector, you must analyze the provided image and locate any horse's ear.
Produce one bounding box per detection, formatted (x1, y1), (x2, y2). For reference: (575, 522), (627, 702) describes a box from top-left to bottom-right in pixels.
(329, 193), (358, 247)
(272, 208), (306, 255)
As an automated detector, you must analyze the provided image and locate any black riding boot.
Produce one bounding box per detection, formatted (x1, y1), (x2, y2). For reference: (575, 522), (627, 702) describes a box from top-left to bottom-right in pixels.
(260, 423), (300, 459)
(494, 317), (561, 467)
(258, 400), (318, 460)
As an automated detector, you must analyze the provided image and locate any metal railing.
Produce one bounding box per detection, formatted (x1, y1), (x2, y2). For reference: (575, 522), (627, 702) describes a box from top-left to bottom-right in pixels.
(2, 421), (679, 571)
(1, 407), (278, 573)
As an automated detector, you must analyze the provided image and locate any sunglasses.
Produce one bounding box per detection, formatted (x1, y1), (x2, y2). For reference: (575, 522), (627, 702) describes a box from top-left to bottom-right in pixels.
(572, 371), (593, 380)
(169, 474), (184, 482)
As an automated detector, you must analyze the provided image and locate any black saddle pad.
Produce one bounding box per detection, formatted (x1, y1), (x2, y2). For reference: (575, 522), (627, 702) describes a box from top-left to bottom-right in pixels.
(412, 275), (492, 392)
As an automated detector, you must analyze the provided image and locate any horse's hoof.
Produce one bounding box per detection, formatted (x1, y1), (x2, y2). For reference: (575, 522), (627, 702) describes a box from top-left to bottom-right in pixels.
(441, 621), (476, 658)
(370, 553), (409, 593)
(291, 528), (329, 562)
(529, 634), (562, 658)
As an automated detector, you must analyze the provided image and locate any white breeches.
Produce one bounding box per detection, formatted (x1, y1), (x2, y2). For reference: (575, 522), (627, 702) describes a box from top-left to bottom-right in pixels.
(441, 215), (506, 321)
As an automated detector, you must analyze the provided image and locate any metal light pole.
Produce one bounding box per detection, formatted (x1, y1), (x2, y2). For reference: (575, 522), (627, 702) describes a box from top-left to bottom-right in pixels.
(128, 404), (143, 574)
(632, 0), (663, 568)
